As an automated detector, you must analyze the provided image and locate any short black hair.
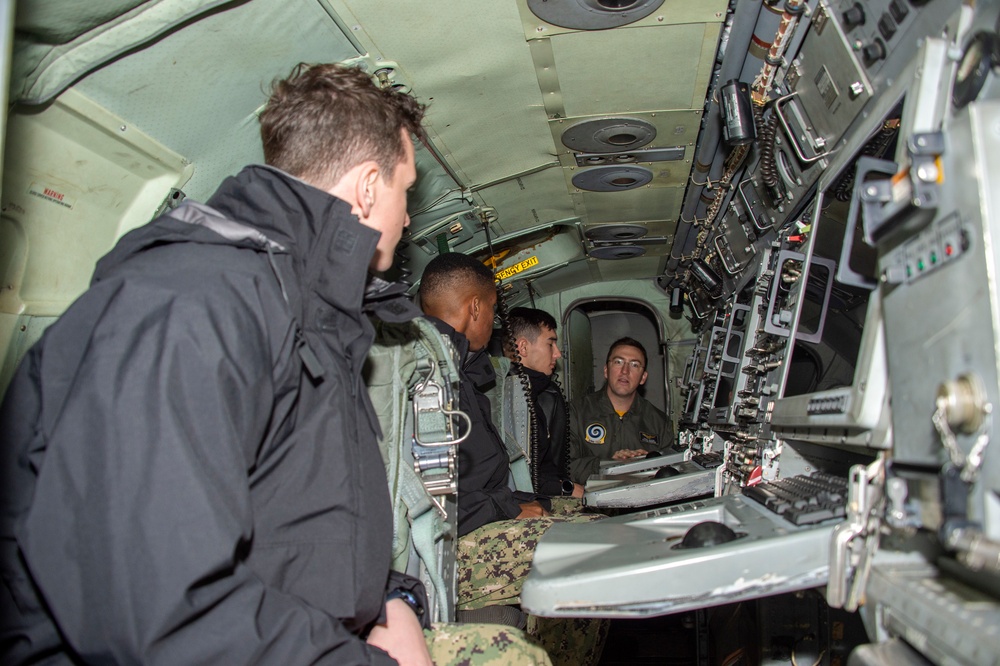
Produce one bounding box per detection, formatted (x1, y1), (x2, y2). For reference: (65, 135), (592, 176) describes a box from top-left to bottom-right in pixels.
(508, 307), (557, 343)
(418, 252), (495, 302)
(606, 336), (648, 367)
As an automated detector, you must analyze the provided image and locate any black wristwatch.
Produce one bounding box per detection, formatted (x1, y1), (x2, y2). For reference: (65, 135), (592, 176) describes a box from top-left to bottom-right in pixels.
(561, 479), (575, 496)
(386, 587), (424, 619)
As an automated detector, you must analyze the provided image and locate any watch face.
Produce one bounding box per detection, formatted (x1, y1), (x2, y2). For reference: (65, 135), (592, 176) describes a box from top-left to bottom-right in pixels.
(562, 479), (575, 494)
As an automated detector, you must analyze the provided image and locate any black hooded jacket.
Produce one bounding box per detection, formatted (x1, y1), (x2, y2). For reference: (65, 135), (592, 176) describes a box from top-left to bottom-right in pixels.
(424, 319), (545, 536)
(0, 165), (414, 665)
(521, 367), (572, 497)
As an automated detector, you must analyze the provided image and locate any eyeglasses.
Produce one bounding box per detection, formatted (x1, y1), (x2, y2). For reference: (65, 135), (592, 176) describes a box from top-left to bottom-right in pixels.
(609, 357), (644, 371)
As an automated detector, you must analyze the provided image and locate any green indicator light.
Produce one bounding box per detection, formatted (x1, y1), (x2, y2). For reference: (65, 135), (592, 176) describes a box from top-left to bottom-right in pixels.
(906, 265), (912, 277)
(918, 259), (925, 271)
(931, 252), (937, 264)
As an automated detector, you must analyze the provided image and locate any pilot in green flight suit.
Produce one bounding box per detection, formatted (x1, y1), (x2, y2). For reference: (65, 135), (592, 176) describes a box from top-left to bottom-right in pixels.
(569, 337), (675, 484)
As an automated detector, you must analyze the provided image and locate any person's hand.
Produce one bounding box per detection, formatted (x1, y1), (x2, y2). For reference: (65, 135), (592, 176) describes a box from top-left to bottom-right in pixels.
(366, 599), (432, 666)
(611, 448), (648, 461)
(517, 500), (550, 518)
(571, 483), (585, 498)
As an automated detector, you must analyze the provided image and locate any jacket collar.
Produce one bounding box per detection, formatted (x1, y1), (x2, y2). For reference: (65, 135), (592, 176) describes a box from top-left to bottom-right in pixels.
(519, 365), (552, 396)
(206, 165), (380, 314)
(426, 316), (498, 390)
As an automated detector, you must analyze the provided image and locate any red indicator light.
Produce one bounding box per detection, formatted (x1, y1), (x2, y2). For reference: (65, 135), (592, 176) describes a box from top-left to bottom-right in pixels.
(946, 244), (954, 256)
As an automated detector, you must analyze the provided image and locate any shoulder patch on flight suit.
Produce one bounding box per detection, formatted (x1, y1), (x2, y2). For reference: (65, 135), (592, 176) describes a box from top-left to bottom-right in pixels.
(586, 423), (607, 444)
(639, 432), (658, 446)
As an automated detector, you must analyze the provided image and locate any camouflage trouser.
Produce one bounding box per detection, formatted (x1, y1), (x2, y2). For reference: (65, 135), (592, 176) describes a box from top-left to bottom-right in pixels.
(425, 623), (552, 665)
(527, 615), (610, 666)
(457, 505), (603, 609)
(456, 504), (608, 666)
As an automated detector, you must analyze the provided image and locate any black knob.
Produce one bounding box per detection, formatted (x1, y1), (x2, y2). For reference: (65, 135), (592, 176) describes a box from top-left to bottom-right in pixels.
(862, 39), (887, 66)
(843, 2), (866, 30)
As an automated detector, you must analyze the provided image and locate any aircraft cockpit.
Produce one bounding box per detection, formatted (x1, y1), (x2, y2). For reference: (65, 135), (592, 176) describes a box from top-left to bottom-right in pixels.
(519, 0), (1000, 663)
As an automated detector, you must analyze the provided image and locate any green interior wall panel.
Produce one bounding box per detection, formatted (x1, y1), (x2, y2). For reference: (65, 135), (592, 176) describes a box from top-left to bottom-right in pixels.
(1, 88), (192, 316)
(593, 256), (665, 281)
(74, 0), (359, 202)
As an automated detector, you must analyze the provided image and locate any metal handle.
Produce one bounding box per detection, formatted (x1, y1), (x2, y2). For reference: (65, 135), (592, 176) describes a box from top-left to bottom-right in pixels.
(773, 92), (836, 165)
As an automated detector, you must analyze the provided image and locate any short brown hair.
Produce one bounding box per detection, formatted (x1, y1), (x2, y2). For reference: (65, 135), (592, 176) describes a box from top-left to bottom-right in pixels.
(606, 337), (648, 367)
(260, 63), (426, 188)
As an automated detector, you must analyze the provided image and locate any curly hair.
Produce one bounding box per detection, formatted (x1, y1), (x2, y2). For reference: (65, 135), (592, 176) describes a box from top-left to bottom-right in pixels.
(260, 63), (426, 188)
(418, 252), (495, 306)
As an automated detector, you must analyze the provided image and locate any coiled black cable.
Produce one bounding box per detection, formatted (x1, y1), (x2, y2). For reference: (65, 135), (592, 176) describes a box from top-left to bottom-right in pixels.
(482, 218), (541, 493)
(497, 288), (542, 492)
(549, 369), (573, 486)
(757, 108), (779, 190)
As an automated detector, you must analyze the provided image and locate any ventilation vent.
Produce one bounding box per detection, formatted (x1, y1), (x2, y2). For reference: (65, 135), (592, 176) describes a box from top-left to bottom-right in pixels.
(572, 165), (653, 192)
(561, 116), (657, 153)
(588, 245), (647, 259)
(527, 0), (665, 31)
(585, 224), (649, 241)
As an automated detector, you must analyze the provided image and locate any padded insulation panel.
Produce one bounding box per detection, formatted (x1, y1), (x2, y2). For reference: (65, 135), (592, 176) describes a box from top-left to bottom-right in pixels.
(75, 0), (362, 202)
(1, 88), (192, 315)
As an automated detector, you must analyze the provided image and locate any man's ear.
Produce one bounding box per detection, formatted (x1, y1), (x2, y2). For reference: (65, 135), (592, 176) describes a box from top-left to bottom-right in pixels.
(354, 162), (381, 220)
(470, 294), (481, 321)
(517, 338), (528, 357)
(639, 370), (648, 386)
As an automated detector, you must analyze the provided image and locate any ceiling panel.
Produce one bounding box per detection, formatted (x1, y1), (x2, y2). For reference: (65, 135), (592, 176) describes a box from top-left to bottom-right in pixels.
(578, 187), (685, 226)
(476, 167), (578, 235)
(515, 0), (727, 39)
(548, 24), (718, 117)
(550, 110), (701, 166)
(334, 0), (554, 188)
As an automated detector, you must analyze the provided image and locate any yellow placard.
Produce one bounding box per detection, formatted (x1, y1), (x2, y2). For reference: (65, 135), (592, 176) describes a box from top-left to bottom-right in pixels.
(495, 255), (539, 281)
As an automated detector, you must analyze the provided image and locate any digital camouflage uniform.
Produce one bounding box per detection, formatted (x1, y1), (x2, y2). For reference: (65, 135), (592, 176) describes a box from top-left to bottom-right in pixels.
(456, 512), (603, 609)
(548, 496), (588, 517)
(463, 358), (609, 666)
(425, 624), (552, 665)
(526, 615), (610, 666)
(456, 509), (608, 666)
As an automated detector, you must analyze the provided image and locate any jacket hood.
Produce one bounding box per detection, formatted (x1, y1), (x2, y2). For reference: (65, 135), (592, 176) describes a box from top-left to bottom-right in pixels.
(92, 198), (286, 283)
(92, 166), (382, 315)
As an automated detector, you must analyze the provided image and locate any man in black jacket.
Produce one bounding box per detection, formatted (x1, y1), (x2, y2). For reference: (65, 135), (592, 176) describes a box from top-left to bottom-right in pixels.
(505, 307), (584, 499)
(0, 63), (432, 665)
(418, 253), (551, 538)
